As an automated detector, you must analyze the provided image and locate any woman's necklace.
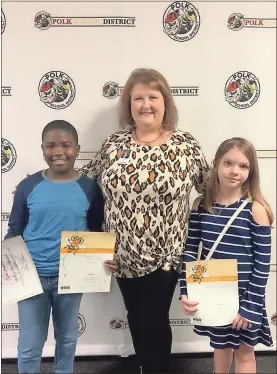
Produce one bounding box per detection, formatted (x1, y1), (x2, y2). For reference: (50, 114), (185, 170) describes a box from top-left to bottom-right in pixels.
(134, 128), (164, 146)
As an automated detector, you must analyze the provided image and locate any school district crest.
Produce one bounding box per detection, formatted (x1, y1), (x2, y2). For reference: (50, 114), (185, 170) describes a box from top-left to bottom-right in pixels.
(109, 317), (128, 330)
(1, 9), (6, 34)
(1, 138), (17, 173)
(227, 13), (244, 31)
(225, 71), (260, 109)
(34, 11), (52, 30)
(102, 82), (120, 99)
(163, 1), (200, 42)
(38, 71), (76, 110)
(77, 314), (86, 337)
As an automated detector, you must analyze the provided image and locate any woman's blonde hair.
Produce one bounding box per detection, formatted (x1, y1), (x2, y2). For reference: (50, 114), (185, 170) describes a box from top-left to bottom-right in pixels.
(119, 68), (178, 130)
(203, 137), (274, 224)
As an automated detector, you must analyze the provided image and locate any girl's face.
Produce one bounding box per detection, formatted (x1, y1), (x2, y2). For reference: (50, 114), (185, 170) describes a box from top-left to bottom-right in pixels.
(130, 83), (165, 131)
(217, 147), (250, 191)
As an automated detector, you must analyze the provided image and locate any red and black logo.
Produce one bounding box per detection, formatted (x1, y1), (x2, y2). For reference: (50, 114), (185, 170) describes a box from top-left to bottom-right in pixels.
(227, 13), (276, 31)
(163, 2), (200, 42)
(225, 71), (260, 109)
(38, 71), (75, 110)
(2, 138), (17, 173)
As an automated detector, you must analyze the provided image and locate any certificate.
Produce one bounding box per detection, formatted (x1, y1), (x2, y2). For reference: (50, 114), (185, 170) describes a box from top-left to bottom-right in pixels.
(186, 259), (239, 326)
(58, 231), (116, 294)
(2, 236), (43, 307)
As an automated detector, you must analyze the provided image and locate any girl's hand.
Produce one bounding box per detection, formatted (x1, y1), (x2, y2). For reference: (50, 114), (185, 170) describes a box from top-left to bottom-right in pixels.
(104, 255), (119, 273)
(232, 313), (252, 330)
(181, 295), (199, 315)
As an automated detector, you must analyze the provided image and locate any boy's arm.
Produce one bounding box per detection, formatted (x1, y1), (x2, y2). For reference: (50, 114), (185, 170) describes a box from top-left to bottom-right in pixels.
(5, 184), (29, 239)
(87, 181), (104, 232)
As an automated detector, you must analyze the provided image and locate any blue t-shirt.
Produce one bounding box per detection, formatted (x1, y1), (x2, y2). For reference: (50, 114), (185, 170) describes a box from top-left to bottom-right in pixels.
(5, 170), (104, 276)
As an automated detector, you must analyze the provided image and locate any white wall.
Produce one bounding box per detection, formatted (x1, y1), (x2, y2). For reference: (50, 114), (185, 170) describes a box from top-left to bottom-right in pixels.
(1, 1), (276, 358)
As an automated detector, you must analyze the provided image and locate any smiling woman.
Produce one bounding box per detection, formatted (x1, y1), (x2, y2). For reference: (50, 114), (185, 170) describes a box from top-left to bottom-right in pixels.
(79, 68), (210, 373)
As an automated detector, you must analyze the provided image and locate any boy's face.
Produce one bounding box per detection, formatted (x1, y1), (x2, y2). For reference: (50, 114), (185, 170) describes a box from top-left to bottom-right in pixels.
(41, 130), (80, 176)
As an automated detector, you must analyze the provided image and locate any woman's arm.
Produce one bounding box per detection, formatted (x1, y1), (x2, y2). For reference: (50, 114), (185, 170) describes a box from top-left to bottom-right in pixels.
(193, 139), (210, 195)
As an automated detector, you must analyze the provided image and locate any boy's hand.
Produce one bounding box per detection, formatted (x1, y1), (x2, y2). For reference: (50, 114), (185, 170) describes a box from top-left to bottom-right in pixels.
(104, 255), (119, 273)
(181, 295), (199, 315)
(232, 313), (252, 330)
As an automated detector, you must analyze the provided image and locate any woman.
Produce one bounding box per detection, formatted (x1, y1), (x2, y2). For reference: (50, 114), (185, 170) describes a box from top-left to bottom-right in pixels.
(81, 68), (210, 373)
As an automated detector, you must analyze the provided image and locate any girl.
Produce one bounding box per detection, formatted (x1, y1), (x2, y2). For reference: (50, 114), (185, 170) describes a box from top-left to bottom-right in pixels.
(180, 137), (273, 374)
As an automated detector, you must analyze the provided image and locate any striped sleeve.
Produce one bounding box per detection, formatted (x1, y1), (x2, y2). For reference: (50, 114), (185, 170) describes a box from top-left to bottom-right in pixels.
(238, 218), (271, 326)
(180, 209), (202, 296)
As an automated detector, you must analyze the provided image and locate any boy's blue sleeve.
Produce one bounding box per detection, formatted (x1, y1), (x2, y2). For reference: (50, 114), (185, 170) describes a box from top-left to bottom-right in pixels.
(86, 180), (104, 232)
(5, 184), (29, 239)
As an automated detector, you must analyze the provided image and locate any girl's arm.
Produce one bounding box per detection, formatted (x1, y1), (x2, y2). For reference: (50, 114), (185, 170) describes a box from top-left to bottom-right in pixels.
(238, 201), (272, 326)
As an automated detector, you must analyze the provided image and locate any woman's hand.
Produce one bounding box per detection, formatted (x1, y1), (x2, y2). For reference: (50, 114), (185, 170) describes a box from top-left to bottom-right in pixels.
(181, 295), (199, 315)
(104, 255), (119, 273)
(232, 313), (252, 330)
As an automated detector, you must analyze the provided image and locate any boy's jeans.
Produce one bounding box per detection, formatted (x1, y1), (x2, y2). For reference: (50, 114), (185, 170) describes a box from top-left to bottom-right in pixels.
(17, 276), (82, 374)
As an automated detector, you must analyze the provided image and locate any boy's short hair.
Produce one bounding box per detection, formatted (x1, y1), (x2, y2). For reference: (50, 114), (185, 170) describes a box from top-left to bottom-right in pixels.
(42, 120), (78, 143)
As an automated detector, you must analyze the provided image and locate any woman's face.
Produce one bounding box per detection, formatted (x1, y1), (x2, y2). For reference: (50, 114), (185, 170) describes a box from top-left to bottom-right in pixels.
(130, 83), (165, 131)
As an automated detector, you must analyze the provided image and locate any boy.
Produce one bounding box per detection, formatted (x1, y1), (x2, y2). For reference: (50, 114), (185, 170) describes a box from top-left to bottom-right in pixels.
(5, 120), (111, 373)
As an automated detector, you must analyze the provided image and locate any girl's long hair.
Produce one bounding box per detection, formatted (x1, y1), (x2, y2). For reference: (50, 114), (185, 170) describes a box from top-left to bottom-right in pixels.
(203, 137), (274, 225)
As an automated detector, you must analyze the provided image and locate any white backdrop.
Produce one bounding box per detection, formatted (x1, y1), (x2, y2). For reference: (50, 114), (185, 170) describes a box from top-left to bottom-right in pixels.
(1, 1), (276, 358)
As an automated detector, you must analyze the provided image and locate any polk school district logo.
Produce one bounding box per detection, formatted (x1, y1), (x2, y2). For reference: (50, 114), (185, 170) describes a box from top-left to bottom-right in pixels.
(103, 82), (124, 99)
(103, 82), (199, 99)
(225, 71), (260, 109)
(34, 11), (135, 30)
(227, 13), (276, 31)
(1, 9), (6, 34)
(38, 71), (75, 110)
(109, 317), (192, 330)
(109, 317), (128, 330)
(163, 1), (200, 42)
(77, 314), (86, 337)
(1, 138), (17, 173)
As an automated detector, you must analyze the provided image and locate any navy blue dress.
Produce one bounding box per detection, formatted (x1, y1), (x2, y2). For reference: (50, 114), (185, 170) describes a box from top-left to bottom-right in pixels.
(180, 197), (273, 349)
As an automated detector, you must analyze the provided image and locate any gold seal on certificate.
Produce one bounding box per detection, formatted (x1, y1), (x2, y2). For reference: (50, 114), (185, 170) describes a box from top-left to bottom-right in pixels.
(186, 259), (239, 326)
(58, 231), (116, 294)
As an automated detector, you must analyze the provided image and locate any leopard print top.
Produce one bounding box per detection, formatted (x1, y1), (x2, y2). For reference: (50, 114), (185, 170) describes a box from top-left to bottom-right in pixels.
(80, 130), (210, 278)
